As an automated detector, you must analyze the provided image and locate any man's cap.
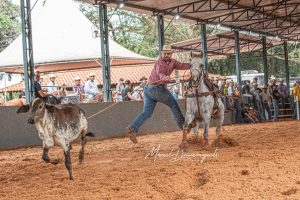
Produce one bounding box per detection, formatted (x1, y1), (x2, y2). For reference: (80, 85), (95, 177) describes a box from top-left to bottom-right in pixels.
(161, 45), (173, 53)
(140, 76), (148, 81)
(74, 76), (81, 80)
(89, 73), (95, 77)
(279, 78), (284, 82)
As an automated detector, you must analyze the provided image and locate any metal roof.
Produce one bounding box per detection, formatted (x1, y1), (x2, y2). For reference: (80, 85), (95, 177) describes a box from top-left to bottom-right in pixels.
(82, 0), (300, 41)
(170, 31), (283, 56)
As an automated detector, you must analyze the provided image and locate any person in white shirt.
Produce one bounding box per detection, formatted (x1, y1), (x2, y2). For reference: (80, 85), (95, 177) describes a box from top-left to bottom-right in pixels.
(84, 73), (99, 102)
(131, 86), (143, 101)
(47, 74), (59, 96)
(227, 80), (235, 96)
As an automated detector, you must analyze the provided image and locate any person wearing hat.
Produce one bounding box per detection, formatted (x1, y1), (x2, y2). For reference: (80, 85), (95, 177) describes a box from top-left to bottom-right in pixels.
(125, 44), (191, 144)
(84, 73), (100, 102)
(131, 86), (144, 101)
(73, 76), (84, 100)
(115, 78), (125, 102)
(139, 76), (148, 89)
(47, 74), (59, 96)
(260, 85), (272, 120)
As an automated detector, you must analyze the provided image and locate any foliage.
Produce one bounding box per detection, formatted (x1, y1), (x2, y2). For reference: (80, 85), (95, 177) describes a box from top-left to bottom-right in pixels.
(0, 0), (20, 52)
(78, 2), (202, 58)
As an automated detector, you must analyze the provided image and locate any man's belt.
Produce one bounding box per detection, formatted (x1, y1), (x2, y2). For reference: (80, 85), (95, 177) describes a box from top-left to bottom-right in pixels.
(147, 83), (166, 87)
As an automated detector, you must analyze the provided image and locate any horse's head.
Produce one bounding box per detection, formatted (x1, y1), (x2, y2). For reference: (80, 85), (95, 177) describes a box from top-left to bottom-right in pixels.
(189, 51), (204, 86)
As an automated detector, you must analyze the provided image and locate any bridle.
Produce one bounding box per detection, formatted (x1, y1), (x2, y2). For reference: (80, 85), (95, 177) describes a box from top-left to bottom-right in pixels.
(188, 62), (205, 88)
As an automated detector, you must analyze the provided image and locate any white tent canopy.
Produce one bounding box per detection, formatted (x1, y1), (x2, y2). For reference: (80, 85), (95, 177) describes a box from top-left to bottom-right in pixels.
(0, 0), (149, 68)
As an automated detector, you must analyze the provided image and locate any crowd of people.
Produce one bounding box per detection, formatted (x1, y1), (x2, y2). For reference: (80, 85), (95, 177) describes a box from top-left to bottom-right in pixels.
(26, 71), (103, 103)
(14, 69), (300, 123)
(210, 76), (300, 123)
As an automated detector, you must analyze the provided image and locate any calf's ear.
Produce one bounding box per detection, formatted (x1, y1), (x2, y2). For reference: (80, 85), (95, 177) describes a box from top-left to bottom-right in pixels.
(45, 104), (55, 113)
(16, 105), (30, 114)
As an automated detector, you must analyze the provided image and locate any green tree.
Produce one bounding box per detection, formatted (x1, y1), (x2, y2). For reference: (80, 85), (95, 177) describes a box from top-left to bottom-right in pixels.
(78, 2), (202, 58)
(0, 0), (20, 52)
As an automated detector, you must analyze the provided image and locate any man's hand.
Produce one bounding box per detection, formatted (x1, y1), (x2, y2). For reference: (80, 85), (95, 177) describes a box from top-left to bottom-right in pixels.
(164, 76), (171, 81)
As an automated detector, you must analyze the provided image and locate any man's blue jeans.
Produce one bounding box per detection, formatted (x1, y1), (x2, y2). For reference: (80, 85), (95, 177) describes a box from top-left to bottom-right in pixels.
(129, 85), (185, 133)
(272, 98), (279, 120)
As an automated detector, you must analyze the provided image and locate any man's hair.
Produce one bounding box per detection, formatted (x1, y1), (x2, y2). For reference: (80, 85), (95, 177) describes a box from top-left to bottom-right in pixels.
(125, 80), (131, 85)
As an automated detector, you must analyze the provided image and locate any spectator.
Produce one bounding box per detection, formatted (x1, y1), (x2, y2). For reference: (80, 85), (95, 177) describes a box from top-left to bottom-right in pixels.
(84, 73), (100, 102)
(122, 80), (140, 101)
(169, 85), (179, 100)
(219, 78), (227, 96)
(47, 74), (59, 96)
(251, 77), (258, 89)
(139, 76), (148, 89)
(293, 80), (300, 119)
(278, 78), (287, 108)
(242, 80), (251, 95)
(132, 86), (143, 101)
(260, 85), (272, 120)
(227, 80), (235, 96)
(34, 71), (47, 99)
(73, 76), (84, 101)
(250, 83), (264, 120)
(116, 78), (125, 102)
(242, 80), (253, 105)
(232, 87), (243, 123)
(19, 91), (25, 99)
(270, 78), (280, 121)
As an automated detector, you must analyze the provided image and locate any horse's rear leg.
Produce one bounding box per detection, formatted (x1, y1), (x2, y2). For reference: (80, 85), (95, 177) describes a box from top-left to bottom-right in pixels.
(203, 121), (211, 149)
(216, 100), (225, 138)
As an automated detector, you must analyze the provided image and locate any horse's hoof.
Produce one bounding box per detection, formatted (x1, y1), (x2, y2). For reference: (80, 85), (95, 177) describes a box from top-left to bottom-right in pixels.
(179, 141), (188, 150)
(50, 159), (60, 165)
(203, 139), (210, 150)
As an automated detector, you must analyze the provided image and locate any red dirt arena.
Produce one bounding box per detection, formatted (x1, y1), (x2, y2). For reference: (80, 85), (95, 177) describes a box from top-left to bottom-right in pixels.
(0, 120), (300, 200)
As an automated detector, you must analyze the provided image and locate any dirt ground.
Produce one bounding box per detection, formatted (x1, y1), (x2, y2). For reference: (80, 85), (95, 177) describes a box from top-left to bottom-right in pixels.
(1, 121), (300, 200)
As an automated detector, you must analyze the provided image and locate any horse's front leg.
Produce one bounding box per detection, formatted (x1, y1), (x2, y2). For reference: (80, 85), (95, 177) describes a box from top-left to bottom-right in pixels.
(180, 113), (195, 149)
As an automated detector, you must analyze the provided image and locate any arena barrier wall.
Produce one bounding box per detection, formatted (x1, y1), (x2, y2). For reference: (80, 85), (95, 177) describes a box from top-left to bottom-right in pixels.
(0, 100), (235, 149)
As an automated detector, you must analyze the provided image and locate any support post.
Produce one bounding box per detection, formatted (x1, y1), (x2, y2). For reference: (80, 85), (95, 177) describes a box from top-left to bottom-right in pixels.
(20, 0), (35, 103)
(297, 96), (299, 120)
(200, 24), (208, 71)
(157, 15), (164, 52)
(99, 3), (111, 102)
(283, 41), (290, 92)
(234, 31), (242, 87)
(262, 36), (268, 85)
